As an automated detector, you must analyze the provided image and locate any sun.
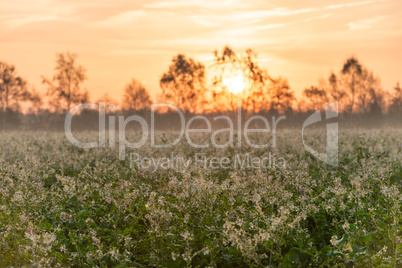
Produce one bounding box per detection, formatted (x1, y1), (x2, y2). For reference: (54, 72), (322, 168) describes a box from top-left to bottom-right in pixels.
(222, 71), (247, 94)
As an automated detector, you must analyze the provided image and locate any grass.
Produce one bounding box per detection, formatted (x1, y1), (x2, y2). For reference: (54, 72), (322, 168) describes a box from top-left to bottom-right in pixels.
(0, 129), (401, 267)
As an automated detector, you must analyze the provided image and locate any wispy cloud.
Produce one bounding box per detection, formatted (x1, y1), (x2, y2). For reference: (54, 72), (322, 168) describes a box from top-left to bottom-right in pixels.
(324, 0), (375, 10)
(0, 0), (400, 101)
(348, 16), (388, 30)
(143, 0), (248, 10)
(189, 8), (314, 27)
(91, 10), (147, 28)
(0, 0), (76, 29)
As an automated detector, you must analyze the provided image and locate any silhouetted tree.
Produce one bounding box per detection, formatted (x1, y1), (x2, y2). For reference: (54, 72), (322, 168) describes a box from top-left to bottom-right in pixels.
(303, 86), (329, 111)
(212, 46), (294, 114)
(243, 49), (269, 113)
(341, 57), (362, 113)
(327, 73), (346, 105)
(212, 46), (270, 114)
(389, 83), (402, 114)
(337, 57), (384, 113)
(97, 93), (117, 104)
(356, 70), (383, 113)
(0, 61), (30, 128)
(42, 52), (88, 112)
(303, 57), (385, 114)
(122, 79), (152, 111)
(269, 77), (295, 113)
(26, 87), (43, 114)
(160, 54), (206, 113)
(211, 46), (242, 113)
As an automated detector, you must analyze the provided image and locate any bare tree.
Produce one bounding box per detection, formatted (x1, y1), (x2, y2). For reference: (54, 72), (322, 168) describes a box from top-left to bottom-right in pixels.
(339, 57), (384, 113)
(211, 46), (269, 114)
(301, 58), (385, 114)
(356, 69), (384, 113)
(26, 87), (43, 114)
(122, 79), (152, 111)
(268, 77), (295, 113)
(212, 46), (294, 114)
(243, 49), (269, 113)
(159, 54), (206, 113)
(327, 73), (346, 104)
(303, 86), (329, 111)
(0, 61), (30, 128)
(341, 57), (362, 113)
(42, 52), (88, 112)
(389, 83), (402, 114)
(211, 46), (242, 114)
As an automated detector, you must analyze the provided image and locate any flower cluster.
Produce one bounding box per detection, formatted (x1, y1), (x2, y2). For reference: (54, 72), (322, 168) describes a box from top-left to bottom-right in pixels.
(0, 129), (400, 267)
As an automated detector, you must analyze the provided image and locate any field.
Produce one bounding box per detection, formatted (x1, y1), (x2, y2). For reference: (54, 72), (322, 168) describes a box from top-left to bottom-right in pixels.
(0, 129), (401, 267)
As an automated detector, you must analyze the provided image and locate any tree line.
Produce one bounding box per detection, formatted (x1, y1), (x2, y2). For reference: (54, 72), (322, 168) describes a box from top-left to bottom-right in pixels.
(0, 46), (401, 129)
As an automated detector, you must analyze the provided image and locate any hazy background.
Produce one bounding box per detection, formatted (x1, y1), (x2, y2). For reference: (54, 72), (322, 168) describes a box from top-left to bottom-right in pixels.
(1, 0), (401, 101)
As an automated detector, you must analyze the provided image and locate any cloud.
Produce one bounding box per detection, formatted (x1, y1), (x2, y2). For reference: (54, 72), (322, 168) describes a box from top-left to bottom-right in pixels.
(0, 15), (70, 29)
(0, 0), (76, 29)
(348, 16), (388, 30)
(189, 7), (315, 27)
(0, 0), (400, 101)
(324, 0), (375, 10)
(143, 0), (248, 10)
(91, 10), (147, 28)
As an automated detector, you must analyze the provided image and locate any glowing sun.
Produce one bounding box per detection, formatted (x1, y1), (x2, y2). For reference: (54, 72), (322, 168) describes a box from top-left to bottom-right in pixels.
(222, 71), (247, 94)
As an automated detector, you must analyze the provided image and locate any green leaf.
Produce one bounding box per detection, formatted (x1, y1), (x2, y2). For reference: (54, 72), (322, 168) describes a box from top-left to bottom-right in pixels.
(287, 248), (301, 262)
(300, 251), (313, 264)
(327, 251), (344, 257)
(223, 254), (232, 260)
(360, 234), (372, 243)
(352, 244), (362, 253)
(78, 210), (88, 219)
(264, 240), (272, 250)
(204, 238), (212, 248)
(77, 219), (85, 228)
(377, 220), (387, 231)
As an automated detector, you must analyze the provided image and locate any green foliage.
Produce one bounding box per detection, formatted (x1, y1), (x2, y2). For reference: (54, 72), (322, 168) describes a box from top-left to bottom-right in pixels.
(0, 129), (401, 267)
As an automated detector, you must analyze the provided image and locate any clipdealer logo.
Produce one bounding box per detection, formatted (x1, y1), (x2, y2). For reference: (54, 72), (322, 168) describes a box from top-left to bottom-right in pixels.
(64, 101), (339, 166)
(302, 101), (338, 166)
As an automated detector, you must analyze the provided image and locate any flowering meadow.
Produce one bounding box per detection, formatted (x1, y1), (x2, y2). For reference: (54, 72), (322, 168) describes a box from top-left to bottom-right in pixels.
(0, 129), (401, 267)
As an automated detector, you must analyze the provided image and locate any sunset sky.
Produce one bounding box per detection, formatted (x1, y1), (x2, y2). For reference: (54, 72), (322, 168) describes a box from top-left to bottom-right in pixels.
(1, 0), (401, 103)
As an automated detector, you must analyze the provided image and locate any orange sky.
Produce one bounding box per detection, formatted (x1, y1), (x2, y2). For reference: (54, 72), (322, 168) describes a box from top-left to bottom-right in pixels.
(1, 0), (401, 103)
